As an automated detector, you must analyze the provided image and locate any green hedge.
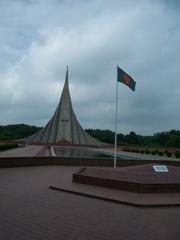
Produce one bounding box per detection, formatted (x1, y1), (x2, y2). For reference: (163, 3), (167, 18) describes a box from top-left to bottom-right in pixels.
(0, 144), (19, 151)
(122, 148), (180, 158)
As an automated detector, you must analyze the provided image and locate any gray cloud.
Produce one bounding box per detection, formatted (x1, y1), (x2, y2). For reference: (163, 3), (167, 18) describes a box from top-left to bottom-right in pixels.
(0, 0), (180, 135)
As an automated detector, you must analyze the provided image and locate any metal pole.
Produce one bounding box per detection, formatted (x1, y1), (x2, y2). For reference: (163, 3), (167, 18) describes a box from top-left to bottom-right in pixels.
(114, 74), (118, 168)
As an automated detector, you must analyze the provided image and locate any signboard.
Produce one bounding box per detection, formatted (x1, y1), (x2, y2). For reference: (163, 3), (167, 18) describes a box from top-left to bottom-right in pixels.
(153, 165), (169, 173)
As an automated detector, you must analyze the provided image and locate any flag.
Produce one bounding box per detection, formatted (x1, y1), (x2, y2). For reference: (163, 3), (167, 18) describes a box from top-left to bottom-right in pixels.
(117, 66), (136, 91)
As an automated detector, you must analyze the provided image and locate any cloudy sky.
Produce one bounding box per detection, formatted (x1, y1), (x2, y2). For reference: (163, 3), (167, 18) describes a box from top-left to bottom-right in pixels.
(0, 0), (180, 135)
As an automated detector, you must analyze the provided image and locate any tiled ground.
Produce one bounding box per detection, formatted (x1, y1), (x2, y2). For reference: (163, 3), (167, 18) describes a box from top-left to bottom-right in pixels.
(0, 145), (49, 157)
(0, 166), (180, 240)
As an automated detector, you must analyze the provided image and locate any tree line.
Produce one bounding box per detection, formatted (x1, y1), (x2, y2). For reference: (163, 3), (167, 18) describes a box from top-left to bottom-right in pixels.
(0, 124), (180, 147)
(0, 124), (41, 141)
(86, 129), (180, 147)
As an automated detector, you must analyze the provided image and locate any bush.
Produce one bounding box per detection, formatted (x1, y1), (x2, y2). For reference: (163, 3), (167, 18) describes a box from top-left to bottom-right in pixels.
(140, 150), (145, 154)
(158, 151), (163, 156)
(166, 152), (172, 157)
(145, 149), (150, 154)
(0, 144), (18, 151)
(155, 149), (159, 154)
(175, 151), (180, 158)
(152, 150), (156, 155)
(135, 149), (139, 153)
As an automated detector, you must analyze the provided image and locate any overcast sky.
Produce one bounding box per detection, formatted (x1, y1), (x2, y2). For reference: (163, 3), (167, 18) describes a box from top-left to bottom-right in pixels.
(0, 0), (180, 135)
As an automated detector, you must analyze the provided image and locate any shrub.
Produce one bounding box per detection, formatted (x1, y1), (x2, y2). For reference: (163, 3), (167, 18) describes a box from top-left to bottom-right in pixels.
(140, 150), (145, 154)
(0, 144), (18, 151)
(152, 151), (156, 155)
(167, 152), (172, 157)
(145, 149), (150, 154)
(175, 151), (180, 158)
(158, 151), (163, 156)
(155, 149), (159, 154)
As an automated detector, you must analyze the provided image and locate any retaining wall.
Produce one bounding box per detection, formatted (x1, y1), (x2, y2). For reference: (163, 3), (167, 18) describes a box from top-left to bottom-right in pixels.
(0, 156), (180, 168)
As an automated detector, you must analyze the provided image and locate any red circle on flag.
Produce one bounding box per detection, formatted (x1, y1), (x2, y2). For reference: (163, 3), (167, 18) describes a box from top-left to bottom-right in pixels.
(123, 74), (129, 83)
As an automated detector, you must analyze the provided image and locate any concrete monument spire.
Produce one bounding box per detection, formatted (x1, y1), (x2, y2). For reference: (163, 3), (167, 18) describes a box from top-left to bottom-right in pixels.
(26, 67), (102, 146)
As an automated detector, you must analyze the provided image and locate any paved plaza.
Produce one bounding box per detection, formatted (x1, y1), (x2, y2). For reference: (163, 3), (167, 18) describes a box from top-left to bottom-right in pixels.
(0, 165), (180, 240)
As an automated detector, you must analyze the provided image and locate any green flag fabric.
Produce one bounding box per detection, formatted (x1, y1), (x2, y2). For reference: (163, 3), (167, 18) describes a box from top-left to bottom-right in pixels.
(117, 66), (136, 91)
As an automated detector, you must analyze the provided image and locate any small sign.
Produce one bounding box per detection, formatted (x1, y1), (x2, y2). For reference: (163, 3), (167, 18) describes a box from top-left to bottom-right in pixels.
(153, 165), (169, 172)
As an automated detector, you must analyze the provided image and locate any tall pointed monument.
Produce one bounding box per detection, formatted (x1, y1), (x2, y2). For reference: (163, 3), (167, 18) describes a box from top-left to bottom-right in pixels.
(26, 67), (102, 146)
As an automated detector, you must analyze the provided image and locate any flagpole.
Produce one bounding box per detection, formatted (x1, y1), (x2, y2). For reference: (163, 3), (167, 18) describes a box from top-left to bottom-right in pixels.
(114, 70), (118, 168)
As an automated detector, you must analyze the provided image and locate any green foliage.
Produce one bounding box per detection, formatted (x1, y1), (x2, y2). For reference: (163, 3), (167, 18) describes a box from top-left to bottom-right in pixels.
(86, 129), (180, 148)
(155, 149), (159, 154)
(158, 151), (164, 156)
(86, 129), (114, 144)
(0, 124), (180, 149)
(153, 130), (180, 147)
(124, 131), (140, 144)
(0, 124), (41, 140)
(145, 149), (150, 154)
(152, 151), (156, 155)
(175, 151), (180, 158)
(166, 152), (172, 157)
(0, 144), (18, 151)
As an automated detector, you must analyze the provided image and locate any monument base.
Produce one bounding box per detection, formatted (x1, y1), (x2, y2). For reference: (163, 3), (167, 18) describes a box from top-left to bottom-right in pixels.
(73, 164), (180, 193)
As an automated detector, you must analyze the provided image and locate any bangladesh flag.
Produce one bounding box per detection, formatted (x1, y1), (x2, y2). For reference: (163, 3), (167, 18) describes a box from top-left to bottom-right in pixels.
(117, 66), (136, 91)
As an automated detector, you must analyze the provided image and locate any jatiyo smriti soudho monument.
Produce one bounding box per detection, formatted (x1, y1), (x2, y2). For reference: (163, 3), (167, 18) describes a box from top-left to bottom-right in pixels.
(25, 67), (103, 147)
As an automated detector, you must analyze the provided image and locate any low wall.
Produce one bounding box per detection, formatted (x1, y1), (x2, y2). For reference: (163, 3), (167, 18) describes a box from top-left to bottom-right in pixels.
(73, 173), (180, 193)
(0, 156), (180, 168)
(0, 156), (52, 167)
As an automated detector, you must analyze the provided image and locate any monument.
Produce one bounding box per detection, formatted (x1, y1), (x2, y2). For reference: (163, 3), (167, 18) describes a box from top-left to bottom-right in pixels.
(25, 67), (103, 146)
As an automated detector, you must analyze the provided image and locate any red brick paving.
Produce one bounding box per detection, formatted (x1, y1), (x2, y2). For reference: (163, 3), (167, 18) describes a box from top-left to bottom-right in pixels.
(76, 165), (180, 184)
(52, 167), (180, 206)
(0, 145), (49, 157)
(0, 166), (180, 240)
